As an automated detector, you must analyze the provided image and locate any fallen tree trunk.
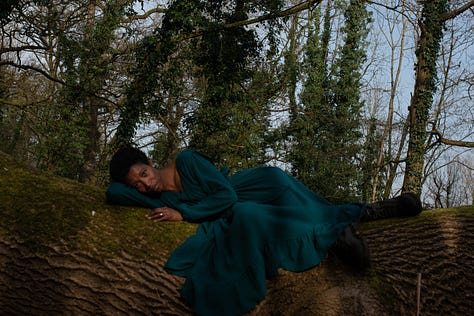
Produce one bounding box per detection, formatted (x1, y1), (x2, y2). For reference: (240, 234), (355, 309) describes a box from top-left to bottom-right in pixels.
(1, 151), (473, 315)
(253, 208), (474, 316)
(0, 239), (188, 315)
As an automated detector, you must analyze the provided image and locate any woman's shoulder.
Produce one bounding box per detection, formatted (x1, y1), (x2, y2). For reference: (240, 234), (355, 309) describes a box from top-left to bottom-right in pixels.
(176, 148), (196, 158)
(176, 149), (213, 163)
(232, 166), (289, 180)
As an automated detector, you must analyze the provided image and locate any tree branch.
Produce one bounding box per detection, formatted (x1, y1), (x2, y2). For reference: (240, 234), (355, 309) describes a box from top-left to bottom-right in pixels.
(0, 61), (65, 85)
(429, 127), (474, 148)
(438, 137), (474, 148)
(443, 0), (474, 21)
(182, 0), (323, 40)
(0, 45), (46, 54)
(0, 97), (49, 109)
(121, 7), (167, 23)
(223, 0), (322, 29)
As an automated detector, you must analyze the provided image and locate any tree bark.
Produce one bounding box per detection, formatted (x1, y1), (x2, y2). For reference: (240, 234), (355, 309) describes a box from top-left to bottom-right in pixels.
(1, 151), (473, 315)
(0, 239), (190, 315)
(402, 0), (447, 195)
(253, 210), (474, 316)
(402, 0), (474, 194)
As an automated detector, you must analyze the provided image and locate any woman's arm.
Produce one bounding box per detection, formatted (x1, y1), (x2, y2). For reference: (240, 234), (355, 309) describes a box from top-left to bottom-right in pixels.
(106, 182), (165, 209)
(107, 182), (184, 222)
(175, 150), (238, 222)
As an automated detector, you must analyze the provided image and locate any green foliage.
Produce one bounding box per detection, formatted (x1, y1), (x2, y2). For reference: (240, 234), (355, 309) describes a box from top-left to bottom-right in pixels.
(288, 6), (331, 194)
(0, 0), (19, 22)
(289, 0), (372, 203)
(34, 101), (89, 179)
(0, 0), (51, 23)
(0, 1), (125, 182)
(115, 0), (206, 153)
(117, 0), (284, 168)
(115, 0), (203, 147)
(0, 108), (25, 155)
(185, 1), (282, 165)
(48, 2), (126, 181)
(359, 117), (385, 202)
(0, 71), (13, 152)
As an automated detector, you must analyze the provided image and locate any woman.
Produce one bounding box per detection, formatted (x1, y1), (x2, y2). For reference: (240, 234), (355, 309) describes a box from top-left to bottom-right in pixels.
(106, 145), (422, 316)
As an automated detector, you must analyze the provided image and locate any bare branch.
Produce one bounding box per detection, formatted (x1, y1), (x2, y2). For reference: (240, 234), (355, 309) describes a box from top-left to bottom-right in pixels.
(0, 61), (65, 85)
(443, 0), (474, 21)
(429, 127), (474, 148)
(121, 7), (166, 23)
(366, 0), (403, 12)
(0, 45), (46, 54)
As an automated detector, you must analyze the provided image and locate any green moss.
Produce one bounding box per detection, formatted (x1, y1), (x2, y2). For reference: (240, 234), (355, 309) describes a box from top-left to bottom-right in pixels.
(0, 151), (196, 258)
(361, 206), (474, 231)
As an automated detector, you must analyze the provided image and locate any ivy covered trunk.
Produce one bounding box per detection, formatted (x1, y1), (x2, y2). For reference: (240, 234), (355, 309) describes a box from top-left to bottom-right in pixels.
(402, 0), (448, 194)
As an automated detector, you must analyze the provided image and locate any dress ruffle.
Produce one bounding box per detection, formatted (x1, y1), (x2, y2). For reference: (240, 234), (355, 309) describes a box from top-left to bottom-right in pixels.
(166, 201), (365, 316)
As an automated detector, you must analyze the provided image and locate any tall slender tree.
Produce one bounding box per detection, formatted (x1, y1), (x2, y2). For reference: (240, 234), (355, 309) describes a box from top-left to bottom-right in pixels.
(402, 0), (447, 194)
(292, 0), (371, 203)
(289, 4), (330, 193)
(57, 1), (128, 181)
(402, 0), (474, 195)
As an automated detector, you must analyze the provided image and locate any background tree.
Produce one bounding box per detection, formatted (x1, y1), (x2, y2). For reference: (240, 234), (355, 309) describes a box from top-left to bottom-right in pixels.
(290, 0), (371, 203)
(402, 0), (474, 195)
(402, 0), (449, 195)
(288, 3), (332, 197)
(56, 1), (130, 182)
(115, 0), (287, 168)
(1, 0), (473, 206)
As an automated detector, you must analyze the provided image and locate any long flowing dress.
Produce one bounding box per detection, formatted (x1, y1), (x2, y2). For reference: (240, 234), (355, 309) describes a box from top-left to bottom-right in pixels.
(106, 149), (366, 316)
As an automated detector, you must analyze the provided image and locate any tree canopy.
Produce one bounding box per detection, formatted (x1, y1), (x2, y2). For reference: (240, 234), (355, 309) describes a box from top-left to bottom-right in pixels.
(1, 0), (473, 206)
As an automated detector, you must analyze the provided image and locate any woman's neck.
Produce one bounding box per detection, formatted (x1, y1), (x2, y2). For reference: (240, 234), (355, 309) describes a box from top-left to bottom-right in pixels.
(160, 160), (182, 192)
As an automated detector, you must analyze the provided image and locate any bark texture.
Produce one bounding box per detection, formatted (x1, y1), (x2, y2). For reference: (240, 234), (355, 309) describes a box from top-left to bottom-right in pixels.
(1, 151), (473, 315)
(0, 240), (189, 315)
(253, 210), (474, 316)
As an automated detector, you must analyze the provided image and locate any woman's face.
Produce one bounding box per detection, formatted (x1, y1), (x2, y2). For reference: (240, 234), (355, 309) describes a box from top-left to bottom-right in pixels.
(125, 161), (163, 193)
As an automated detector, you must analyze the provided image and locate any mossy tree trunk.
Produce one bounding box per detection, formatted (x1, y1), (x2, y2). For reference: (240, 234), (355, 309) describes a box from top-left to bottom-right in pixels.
(402, 0), (448, 195)
(1, 152), (473, 315)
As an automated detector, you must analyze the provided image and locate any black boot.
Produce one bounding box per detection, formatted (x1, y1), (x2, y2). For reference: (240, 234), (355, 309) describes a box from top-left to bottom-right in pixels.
(363, 192), (422, 221)
(330, 224), (371, 272)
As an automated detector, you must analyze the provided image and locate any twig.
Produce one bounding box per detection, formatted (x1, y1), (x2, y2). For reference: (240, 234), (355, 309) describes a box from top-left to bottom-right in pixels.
(416, 272), (422, 316)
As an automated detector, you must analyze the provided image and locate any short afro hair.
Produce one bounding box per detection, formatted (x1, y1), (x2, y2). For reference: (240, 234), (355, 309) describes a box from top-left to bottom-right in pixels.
(109, 145), (149, 183)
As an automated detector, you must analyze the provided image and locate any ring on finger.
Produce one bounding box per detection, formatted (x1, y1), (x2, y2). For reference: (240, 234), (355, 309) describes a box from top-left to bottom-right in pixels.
(159, 212), (164, 217)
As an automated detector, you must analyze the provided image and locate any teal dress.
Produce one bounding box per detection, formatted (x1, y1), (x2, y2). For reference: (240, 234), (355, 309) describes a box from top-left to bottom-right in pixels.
(106, 149), (366, 316)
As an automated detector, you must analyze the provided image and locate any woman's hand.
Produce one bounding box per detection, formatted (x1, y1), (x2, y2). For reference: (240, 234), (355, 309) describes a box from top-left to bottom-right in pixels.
(146, 207), (183, 222)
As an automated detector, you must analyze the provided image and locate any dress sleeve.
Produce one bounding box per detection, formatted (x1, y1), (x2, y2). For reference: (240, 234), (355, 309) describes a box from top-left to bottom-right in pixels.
(176, 150), (237, 222)
(106, 182), (165, 209)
